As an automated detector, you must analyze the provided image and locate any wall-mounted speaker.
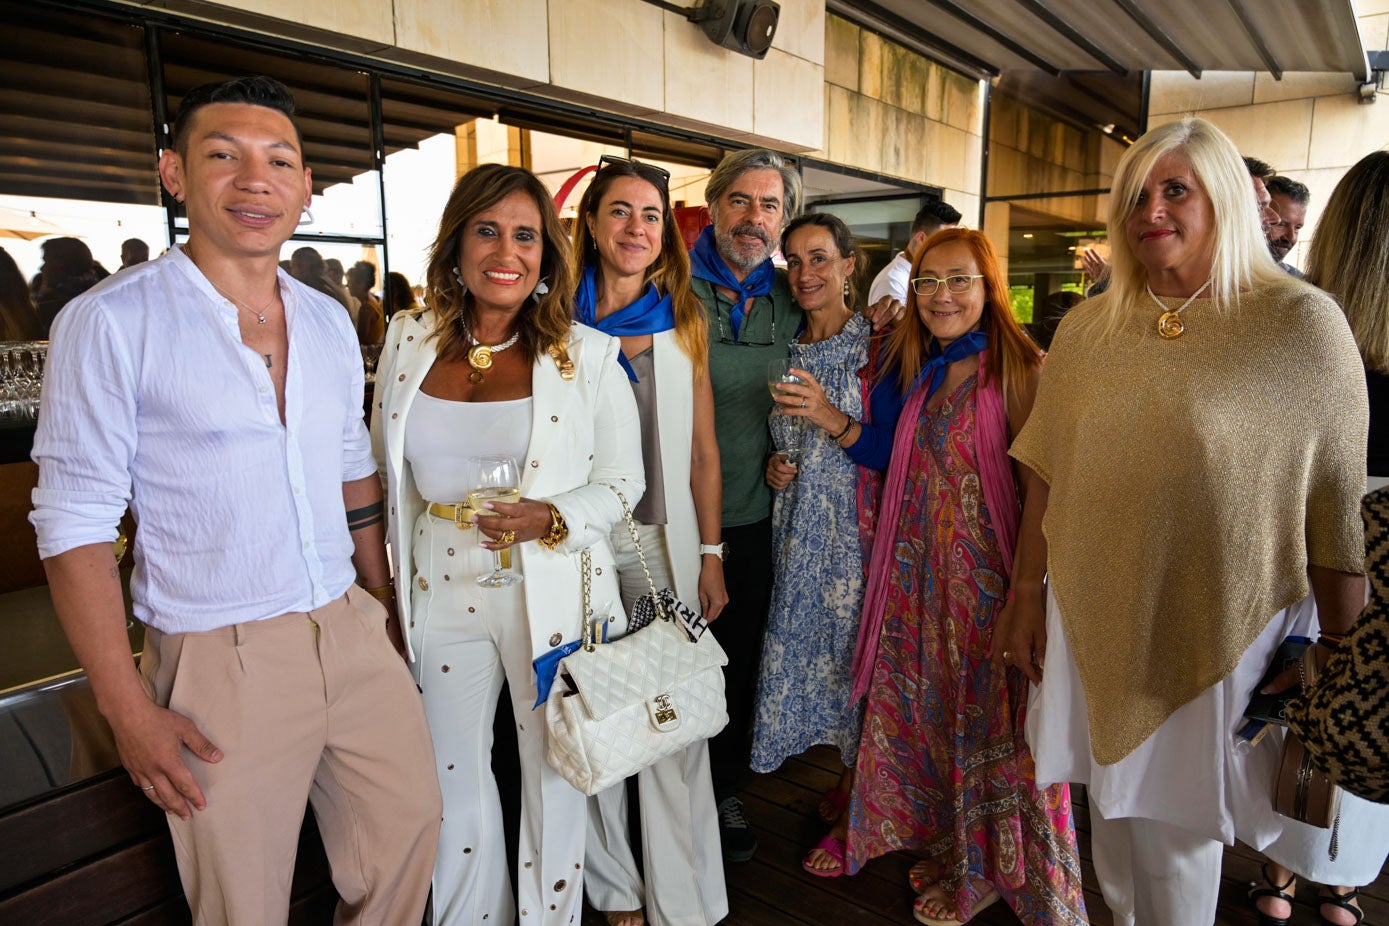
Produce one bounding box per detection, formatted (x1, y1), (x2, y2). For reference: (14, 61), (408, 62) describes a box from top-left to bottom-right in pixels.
(695, 0), (780, 60)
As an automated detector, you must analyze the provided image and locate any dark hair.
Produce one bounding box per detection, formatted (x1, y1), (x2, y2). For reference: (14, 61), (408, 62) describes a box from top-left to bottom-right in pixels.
(172, 76), (302, 155)
(781, 212), (864, 308)
(912, 200), (963, 236)
(704, 148), (803, 225)
(385, 271), (416, 315)
(349, 260), (377, 290)
(41, 237), (95, 278)
(1242, 155), (1276, 180)
(0, 247), (42, 340)
(571, 159), (707, 374)
(288, 246), (337, 300)
(1265, 175), (1310, 205)
(423, 163), (574, 363)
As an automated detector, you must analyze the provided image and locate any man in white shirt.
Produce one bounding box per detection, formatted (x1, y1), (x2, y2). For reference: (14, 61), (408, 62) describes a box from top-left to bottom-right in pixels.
(31, 76), (440, 925)
(865, 199), (961, 313)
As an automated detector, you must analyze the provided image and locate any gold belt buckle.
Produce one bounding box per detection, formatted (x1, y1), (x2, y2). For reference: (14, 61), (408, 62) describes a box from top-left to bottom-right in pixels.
(454, 504), (471, 530)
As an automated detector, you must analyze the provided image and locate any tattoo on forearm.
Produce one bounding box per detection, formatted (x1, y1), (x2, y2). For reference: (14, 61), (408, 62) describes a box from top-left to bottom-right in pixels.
(347, 501), (384, 531)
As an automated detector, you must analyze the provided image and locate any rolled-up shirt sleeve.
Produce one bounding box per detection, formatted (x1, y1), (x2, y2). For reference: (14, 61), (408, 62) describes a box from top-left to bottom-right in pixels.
(30, 299), (137, 559)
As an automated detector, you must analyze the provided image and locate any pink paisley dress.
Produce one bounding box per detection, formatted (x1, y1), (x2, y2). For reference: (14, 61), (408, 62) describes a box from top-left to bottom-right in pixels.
(844, 373), (1087, 925)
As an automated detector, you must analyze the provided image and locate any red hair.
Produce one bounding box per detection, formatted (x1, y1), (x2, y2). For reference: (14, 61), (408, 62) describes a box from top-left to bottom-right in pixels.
(882, 227), (1041, 402)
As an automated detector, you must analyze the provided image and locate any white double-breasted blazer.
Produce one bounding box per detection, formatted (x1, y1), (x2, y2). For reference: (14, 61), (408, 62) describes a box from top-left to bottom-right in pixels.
(370, 309), (646, 664)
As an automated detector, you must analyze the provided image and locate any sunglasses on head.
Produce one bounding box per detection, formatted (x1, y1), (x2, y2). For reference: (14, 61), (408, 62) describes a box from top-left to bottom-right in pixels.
(597, 154), (672, 190)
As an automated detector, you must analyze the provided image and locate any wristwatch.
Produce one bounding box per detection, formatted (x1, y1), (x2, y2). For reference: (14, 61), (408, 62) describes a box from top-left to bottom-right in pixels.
(699, 543), (728, 561)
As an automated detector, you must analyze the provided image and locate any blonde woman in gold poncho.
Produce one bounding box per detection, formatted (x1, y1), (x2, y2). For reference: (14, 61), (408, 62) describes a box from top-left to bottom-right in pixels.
(995, 117), (1368, 925)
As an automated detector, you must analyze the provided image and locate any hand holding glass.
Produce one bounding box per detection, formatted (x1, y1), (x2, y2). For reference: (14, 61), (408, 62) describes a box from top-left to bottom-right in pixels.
(767, 359), (805, 467)
(468, 455), (523, 587)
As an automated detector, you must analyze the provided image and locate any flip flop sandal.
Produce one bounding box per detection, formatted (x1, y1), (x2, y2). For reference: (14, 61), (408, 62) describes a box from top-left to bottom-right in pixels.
(801, 834), (846, 878)
(912, 885), (1000, 926)
(1317, 887), (1364, 926)
(908, 860), (935, 894)
(1247, 862), (1296, 926)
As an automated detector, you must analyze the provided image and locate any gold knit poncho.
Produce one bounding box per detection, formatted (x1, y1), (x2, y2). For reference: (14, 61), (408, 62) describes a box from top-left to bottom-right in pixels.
(1009, 282), (1368, 765)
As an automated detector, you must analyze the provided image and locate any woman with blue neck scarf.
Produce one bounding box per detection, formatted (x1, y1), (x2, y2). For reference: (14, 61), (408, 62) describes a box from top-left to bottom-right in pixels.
(571, 157), (728, 926)
(824, 229), (1085, 924)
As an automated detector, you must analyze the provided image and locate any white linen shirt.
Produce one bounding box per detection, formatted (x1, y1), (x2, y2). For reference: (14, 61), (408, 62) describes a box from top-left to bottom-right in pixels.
(30, 247), (375, 633)
(866, 250), (911, 306)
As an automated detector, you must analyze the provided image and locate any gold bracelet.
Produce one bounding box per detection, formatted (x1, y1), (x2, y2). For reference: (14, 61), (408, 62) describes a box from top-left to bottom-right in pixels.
(537, 502), (569, 550)
(363, 583), (396, 600)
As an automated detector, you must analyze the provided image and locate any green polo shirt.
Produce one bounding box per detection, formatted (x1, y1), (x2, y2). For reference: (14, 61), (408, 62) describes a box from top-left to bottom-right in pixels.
(694, 272), (803, 528)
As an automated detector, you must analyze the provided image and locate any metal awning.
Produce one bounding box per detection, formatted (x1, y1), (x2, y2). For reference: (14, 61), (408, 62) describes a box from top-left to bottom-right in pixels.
(830, 0), (1369, 141)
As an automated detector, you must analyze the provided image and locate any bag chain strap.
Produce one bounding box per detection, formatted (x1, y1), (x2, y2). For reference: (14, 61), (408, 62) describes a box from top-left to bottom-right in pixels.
(607, 486), (666, 620)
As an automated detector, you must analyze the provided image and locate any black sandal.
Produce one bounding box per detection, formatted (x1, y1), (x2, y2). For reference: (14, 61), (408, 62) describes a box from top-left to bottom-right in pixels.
(1317, 886), (1364, 926)
(1248, 863), (1296, 926)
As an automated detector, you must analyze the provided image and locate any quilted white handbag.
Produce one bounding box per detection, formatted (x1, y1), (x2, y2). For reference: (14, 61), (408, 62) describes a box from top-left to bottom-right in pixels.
(544, 489), (729, 796)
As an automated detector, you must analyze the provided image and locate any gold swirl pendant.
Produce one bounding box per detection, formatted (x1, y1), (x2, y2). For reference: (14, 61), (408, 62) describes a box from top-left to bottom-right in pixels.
(1157, 311), (1185, 339)
(468, 344), (494, 370)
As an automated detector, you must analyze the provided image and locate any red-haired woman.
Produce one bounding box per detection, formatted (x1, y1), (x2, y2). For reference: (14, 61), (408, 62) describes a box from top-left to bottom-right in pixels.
(841, 229), (1086, 924)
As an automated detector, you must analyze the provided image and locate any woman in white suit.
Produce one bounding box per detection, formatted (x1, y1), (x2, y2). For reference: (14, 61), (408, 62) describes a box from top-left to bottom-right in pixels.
(371, 163), (644, 926)
(571, 157), (729, 926)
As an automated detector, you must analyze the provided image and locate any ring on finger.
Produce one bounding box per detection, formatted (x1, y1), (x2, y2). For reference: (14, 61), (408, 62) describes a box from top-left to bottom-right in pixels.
(1001, 649), (1013, 662)
(498, 529), (517, 545)
(139, 784), (156, 792)
(800, 399), (807, 408)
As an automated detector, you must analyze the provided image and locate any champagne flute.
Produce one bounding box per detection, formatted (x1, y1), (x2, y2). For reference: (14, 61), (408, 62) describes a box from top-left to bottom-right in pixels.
(468, 455), (523, 587)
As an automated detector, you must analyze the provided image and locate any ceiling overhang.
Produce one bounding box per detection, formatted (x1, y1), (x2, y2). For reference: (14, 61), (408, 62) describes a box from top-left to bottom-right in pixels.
(829, 0), (1369, 142)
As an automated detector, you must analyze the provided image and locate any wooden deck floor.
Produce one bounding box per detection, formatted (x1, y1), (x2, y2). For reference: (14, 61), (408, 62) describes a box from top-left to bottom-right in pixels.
(586, 745), (1388, 925)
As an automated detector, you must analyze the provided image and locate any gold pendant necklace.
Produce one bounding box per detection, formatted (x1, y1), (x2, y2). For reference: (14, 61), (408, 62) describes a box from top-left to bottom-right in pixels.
(463, 325), (520, 383)
(1147, 277), (1211, 339)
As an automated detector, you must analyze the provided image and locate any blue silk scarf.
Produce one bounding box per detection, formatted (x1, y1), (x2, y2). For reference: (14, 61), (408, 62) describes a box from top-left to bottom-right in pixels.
(911, 329), (988, 399)
(574, 262), (676, 382)
(687, 225), (776, 340)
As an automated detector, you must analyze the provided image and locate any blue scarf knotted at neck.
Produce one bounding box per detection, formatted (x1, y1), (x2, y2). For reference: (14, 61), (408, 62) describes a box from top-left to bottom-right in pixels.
(911, 329), (989, 399)
(688, 225), (776, 340)
(574, 261), (676, 382)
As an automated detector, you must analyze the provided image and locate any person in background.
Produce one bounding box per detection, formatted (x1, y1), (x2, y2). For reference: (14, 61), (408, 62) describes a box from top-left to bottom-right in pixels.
(1266, 175), (1310, 278)
(347, 260), (385, 345)
(866, 199), (962, 317)
(0, 247), (43, 340)
(385, 270), (417, 320)
(687, 147), (803, 863)
(1029, 290), (1084, 351)
(290, 246), (354, 315)
(35, 237), (105, 336)
(119, 238), (150, 270)
(371, 162), (644, 926)
(324, 257), (360, 325)
(1249, 150), (1389, 926)
(571, 156), (728, 926)
(841, 228), (1084, 924)
(1000, 117), (1367, 925)
(30, 74), (441, 925)
(750, 212), (877, 878)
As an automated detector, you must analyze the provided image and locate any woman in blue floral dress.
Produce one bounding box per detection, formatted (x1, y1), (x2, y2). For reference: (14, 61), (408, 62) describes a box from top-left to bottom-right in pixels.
(749, 213), (891, 875)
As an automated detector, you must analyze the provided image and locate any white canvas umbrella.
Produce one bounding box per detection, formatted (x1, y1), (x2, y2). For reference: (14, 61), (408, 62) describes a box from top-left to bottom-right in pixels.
(0, 206), (66, 240)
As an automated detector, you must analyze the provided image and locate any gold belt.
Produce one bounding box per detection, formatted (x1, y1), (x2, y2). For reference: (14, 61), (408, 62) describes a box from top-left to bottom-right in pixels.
(427, 501), (477, 529)
(425, 500), (511, 568)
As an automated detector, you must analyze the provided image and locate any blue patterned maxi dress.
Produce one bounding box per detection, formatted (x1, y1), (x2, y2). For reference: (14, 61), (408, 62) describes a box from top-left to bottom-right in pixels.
(750, 313), (872, 771)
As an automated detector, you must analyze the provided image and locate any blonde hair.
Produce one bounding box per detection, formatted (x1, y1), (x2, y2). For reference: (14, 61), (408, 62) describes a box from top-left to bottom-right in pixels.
(1083, 117), (1298, 338)
(882, 228), (1041, 404)
(422, 164), (574, 362)
(1305, 151), (1389, 373)
(571, 161), (708, 376)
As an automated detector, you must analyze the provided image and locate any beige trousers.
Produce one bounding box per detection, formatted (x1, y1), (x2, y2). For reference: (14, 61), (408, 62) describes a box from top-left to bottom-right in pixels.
(140, 587), (442, 926)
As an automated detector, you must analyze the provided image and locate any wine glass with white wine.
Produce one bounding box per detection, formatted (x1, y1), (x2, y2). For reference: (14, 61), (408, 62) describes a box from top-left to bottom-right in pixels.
(766, 358), (806, 469)
(468, 454), (523, 587)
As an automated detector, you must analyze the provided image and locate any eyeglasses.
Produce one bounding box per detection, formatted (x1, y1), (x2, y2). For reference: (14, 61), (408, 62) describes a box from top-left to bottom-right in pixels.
(713, 300), (776, 347)
(597, 154), (671, 189)
(910, 274), (984, 296)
